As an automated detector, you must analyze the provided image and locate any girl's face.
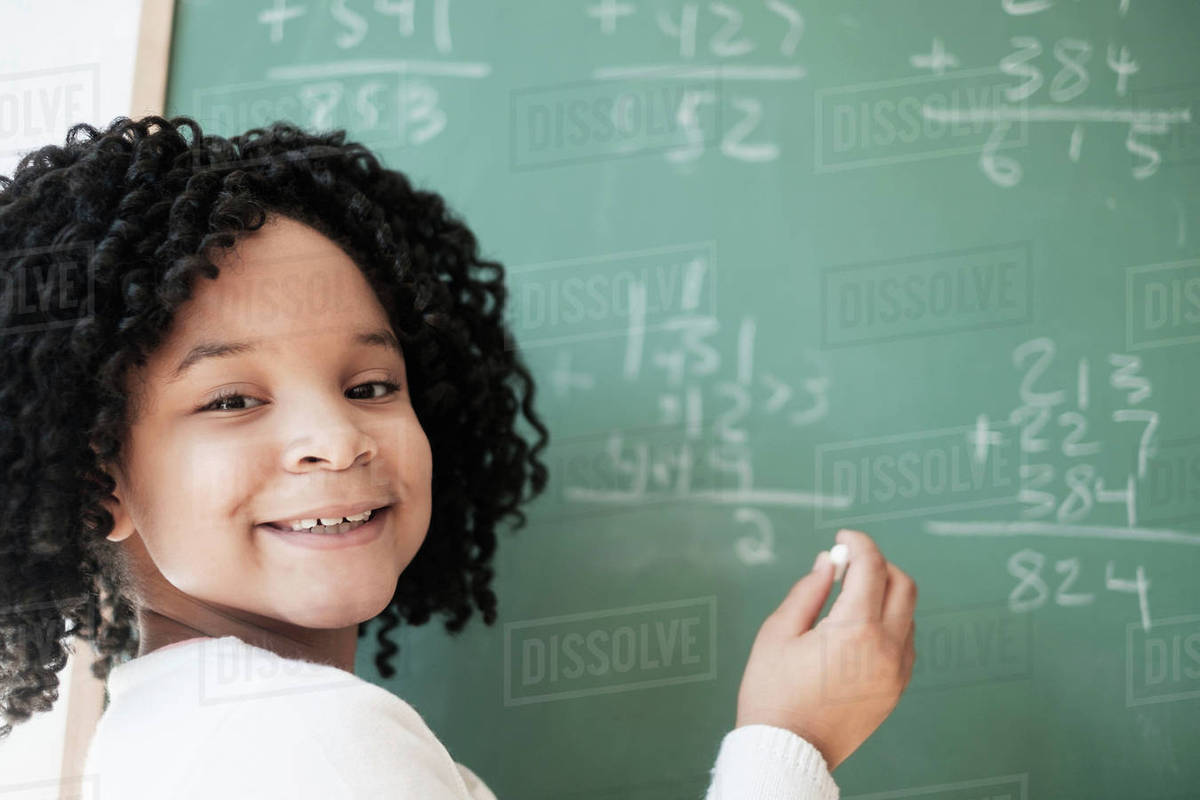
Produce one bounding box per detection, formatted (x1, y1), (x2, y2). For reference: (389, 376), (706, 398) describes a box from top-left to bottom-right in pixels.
(103, 213), (432, 650)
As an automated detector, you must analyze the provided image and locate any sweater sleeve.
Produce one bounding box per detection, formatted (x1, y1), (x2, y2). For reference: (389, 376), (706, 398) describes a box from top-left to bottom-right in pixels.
(450, 725), (837, 800)
(704, 725), (840, 800)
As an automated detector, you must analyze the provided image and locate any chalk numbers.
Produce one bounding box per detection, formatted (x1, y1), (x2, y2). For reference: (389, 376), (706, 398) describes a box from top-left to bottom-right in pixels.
(669, 90), (779, 164)
(646, 315), (829, 440)
(1004, 335), (1158, 631)
(658, 0), (805, 164)
(999, 37), (1094, 105)
(1009, 337), (1157, 527)
(989, 35), (1154, 183)
(259, 0), (456, 147)
(1007, 548), (1151, 630)
(296, 78), (446, 146)
(620, 302), (831, 564)
(592, 1), (805, 164)
(982, 0), (1174, 184)
(653, 1), (803, 60)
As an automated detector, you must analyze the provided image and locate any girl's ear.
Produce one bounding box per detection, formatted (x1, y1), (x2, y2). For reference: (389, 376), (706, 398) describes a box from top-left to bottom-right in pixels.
(98, 461), (135, 544)
(103, 499), (135, 543)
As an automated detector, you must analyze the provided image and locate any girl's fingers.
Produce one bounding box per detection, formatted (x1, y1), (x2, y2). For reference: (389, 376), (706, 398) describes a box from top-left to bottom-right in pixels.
(827, 529), (888, 622)
(882, 562), (918, 639)
(768, 551), (836, 637)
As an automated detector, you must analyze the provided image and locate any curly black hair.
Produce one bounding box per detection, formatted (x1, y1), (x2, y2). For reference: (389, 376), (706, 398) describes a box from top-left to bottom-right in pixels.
(0, 115), (550, 742)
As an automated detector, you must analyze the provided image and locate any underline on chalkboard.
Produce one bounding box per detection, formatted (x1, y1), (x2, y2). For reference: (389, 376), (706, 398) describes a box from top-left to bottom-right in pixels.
(266, 60), (492, 80)
(591, 65), (807, 81)
(921, 105), (1191, 126)
(925, 520), (1200, 546)
(563, 487), (851, 508)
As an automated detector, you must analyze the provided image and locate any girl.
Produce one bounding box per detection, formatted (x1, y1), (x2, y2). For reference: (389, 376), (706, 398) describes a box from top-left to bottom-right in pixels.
(0, 116), (917, 798)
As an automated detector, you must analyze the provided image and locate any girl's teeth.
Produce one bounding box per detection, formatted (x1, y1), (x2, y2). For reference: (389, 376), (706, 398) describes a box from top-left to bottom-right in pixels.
(284, 509), (376, 533)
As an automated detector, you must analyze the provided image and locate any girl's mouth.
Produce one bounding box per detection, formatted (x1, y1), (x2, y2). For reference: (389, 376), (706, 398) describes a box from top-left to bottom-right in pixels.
(263, 505), (387, 534)
(258, 505), (391, 550)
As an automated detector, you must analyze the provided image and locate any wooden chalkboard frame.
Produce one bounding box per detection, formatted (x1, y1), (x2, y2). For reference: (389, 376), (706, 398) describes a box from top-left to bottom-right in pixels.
(130, 0), (175, 118)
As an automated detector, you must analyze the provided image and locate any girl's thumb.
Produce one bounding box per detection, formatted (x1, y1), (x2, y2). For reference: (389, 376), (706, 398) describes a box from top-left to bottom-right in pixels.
(767, 551), (835, 637)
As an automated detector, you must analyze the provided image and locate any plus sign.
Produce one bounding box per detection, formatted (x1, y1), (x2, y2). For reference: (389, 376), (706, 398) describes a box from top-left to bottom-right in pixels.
(550, 350), (595, 398)
(968, 414), (1005, 464)
(258, 0), (307, 44)
(910, 37), (959, 76)
(587, 0), (636, 35)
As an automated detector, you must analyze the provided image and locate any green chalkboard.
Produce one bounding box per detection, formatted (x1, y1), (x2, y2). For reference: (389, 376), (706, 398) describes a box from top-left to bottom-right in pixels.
(165, 1), (1200, 798)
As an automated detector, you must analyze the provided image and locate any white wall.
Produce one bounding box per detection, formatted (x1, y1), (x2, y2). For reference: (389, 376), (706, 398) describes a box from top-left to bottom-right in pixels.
(0, 0), (143, 794)
(0, 0), (143, 178)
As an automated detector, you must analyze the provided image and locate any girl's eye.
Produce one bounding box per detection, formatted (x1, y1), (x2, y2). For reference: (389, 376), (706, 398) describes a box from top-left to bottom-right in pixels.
(197, 381), (403, 413)
(199, 389), (263, 413)
(345, 380), (403, 401)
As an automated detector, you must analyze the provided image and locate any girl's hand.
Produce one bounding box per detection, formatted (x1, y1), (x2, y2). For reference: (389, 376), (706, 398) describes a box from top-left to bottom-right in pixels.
(733, 529), (917, 771)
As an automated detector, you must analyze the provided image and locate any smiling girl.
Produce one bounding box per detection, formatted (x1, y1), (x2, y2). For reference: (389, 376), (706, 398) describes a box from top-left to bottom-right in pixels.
(0, 116), (916, 798)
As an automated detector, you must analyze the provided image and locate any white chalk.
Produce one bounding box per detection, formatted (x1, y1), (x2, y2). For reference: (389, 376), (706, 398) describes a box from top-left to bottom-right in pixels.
(829, 544), (849, 582)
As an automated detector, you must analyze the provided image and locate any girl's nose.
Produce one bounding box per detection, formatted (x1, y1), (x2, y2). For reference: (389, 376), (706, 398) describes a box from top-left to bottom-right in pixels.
(285, 426), (377, 472)
(279, 398), (379, 473)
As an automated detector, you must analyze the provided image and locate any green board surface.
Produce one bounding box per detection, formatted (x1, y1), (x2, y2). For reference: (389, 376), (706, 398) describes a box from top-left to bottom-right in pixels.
(165, 2), (1200, 798)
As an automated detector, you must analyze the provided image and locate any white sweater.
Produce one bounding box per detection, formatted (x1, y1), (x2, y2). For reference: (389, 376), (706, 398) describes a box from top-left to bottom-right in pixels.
(83, 635), (839, 799)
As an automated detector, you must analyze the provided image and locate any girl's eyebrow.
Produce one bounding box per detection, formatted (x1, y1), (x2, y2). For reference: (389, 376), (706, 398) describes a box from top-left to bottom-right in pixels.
(169, 327), (402, 381)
